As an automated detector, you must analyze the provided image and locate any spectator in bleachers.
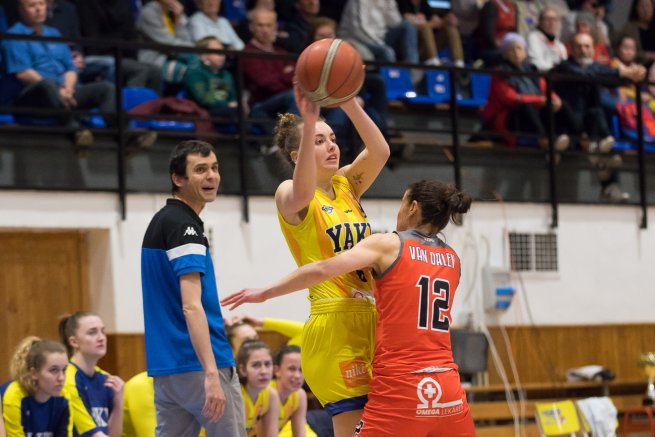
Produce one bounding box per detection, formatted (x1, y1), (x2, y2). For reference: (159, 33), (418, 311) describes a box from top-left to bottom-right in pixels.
(476, 0), (517, 66)
(136, 0), (194, 68)
(0, 0), (116, 147)
(396, 0), (465, 67)
(621, 0), (655, 65)
(77, 0), (161, 93)
(611, 35), (655, 140)
(242, 8), (298, 132)
(555, 32), (645, 150)
(338, 0), (419, 64)
(283, 0), (320, 53)
(482, 32), (571, 151)
(183, 36), (239, 122)
(45, 0), (156, 86)
(236, 0), (298, 54)
(527, 6), (568, 71)
(561, 0), (611, 54)
(566, 11), (612, 65)
(612, 35), (643, 99)
(451, 0), (482, 64)
(190, 0), (245, 49)
(554, 32), (646, 201)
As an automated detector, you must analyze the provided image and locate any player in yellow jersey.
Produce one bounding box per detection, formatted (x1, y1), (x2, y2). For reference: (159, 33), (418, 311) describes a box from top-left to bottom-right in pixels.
(271, 345), (317, 437)
(255, 84), (390, 436)
(237, 340), (280, 437)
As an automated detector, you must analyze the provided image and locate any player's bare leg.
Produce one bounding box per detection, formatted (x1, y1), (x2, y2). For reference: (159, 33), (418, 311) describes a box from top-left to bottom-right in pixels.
(332, 409), (363, 437)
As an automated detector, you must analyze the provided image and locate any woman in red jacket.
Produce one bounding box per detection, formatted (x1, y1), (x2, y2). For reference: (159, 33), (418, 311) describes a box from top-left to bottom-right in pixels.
(482, 32), (572, 150)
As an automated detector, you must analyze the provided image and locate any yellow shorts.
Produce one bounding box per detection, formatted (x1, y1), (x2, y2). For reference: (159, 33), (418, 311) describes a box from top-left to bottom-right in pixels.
(301, 298), (377, 412)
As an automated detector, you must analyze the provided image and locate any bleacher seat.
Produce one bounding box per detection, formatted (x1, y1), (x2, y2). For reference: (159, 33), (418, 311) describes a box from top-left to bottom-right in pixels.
(0, 114), (14, 125)
(122, 87), (195, 132)
(381, 67), (448, 104)
(458, 73), (491, 107)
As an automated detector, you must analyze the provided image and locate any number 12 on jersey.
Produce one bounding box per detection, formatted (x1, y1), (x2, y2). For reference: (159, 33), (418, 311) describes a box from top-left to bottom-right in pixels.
(416, 275), (451, 332)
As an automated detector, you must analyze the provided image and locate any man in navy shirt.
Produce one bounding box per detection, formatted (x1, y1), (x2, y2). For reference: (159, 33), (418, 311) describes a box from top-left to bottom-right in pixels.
(141, 140), (245, 437)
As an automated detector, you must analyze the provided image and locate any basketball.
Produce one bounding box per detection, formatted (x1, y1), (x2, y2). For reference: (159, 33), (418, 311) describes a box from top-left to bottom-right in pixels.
(296, 38), (365, 108)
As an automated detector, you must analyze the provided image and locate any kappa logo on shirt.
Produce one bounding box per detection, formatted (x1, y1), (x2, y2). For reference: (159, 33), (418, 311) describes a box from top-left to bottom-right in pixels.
(183, 226), (198, 237)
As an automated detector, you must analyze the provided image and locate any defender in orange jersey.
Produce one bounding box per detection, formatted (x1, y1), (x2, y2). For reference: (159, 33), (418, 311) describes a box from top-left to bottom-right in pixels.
(223, 179), (476, 437)
(258, 82), (390, 437)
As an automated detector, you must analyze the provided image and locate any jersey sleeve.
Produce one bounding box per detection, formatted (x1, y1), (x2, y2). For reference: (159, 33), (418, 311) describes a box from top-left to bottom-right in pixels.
(62, 372), (102, 437)
(3, 381), (27, 437)
(262, 319), (304, 346)
(163, 219), (208, 277)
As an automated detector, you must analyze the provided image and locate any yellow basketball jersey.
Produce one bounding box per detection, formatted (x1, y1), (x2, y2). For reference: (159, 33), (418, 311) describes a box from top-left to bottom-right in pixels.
(241, 384), (270, 437)
(269, 380), (299, 430)
(277, 175), (374, 300)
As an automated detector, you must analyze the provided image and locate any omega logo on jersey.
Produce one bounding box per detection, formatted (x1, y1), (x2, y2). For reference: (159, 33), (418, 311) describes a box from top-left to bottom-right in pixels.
(415, 377), (464, 417)
(325, 222), (371, 253)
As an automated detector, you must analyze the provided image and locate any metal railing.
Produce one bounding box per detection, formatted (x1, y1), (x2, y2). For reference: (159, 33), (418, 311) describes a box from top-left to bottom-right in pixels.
(0, 32), (653, 226)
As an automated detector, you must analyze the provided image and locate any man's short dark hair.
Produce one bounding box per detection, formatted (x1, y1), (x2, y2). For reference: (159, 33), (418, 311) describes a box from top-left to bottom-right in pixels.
(169, 140), (216, 194)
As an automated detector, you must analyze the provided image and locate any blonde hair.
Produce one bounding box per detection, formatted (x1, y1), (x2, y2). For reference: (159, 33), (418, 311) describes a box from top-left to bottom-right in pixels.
(272, 112), (327, 165)
(10, 336), (66, 396)
(273, 113), (303, 161)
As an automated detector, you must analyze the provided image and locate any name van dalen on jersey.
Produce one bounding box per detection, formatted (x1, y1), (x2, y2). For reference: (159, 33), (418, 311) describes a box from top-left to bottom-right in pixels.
(409, 246), (456, 269)
(325, 222), (371, 253)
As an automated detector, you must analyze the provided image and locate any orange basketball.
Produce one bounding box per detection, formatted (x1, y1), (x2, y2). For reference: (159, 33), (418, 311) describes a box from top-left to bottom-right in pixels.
(296, 38), (365, 108)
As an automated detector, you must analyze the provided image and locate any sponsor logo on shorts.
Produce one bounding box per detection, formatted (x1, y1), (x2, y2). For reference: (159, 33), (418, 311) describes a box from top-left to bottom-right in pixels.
(416, 377), (464, 417)
(339, 359), (370, 388)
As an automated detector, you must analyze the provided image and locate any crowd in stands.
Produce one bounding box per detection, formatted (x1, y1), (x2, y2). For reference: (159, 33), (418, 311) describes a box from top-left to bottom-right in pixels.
(0, 0), (654, 197)
(0, 312), (330, 437)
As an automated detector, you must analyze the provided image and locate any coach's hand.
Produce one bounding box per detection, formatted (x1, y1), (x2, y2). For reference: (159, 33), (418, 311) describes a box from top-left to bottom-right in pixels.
(221, 288), (268, 310)
(203, 372), (225, 422)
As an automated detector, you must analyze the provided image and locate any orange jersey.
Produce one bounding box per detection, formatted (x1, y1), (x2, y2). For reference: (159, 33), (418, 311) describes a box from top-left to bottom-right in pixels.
(373, 230), (460, 375)
(277, 175), (373, 300)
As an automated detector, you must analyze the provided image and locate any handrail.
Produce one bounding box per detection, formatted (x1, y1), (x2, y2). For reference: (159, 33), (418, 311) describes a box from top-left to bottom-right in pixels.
(0, 32), (653, 225)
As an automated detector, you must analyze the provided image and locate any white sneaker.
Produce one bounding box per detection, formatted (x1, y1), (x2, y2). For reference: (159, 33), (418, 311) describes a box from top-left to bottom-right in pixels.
(598, 136), (615, 153)
(424, 57), (441, 66)
(554, 134), (570, 152)
(601, 183), (630, 202)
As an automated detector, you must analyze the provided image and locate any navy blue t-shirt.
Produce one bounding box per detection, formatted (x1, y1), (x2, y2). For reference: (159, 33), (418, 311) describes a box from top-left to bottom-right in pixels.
(141, 199), (234, 376)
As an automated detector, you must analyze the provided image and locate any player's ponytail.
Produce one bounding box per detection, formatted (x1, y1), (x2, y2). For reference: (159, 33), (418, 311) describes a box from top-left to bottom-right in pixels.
(273, 113), (302, 158)
(273, 112), (327, 167)
(10, 336), (66, 396)
(406, 179), (472, 231)
(58, 310), (96, 356)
